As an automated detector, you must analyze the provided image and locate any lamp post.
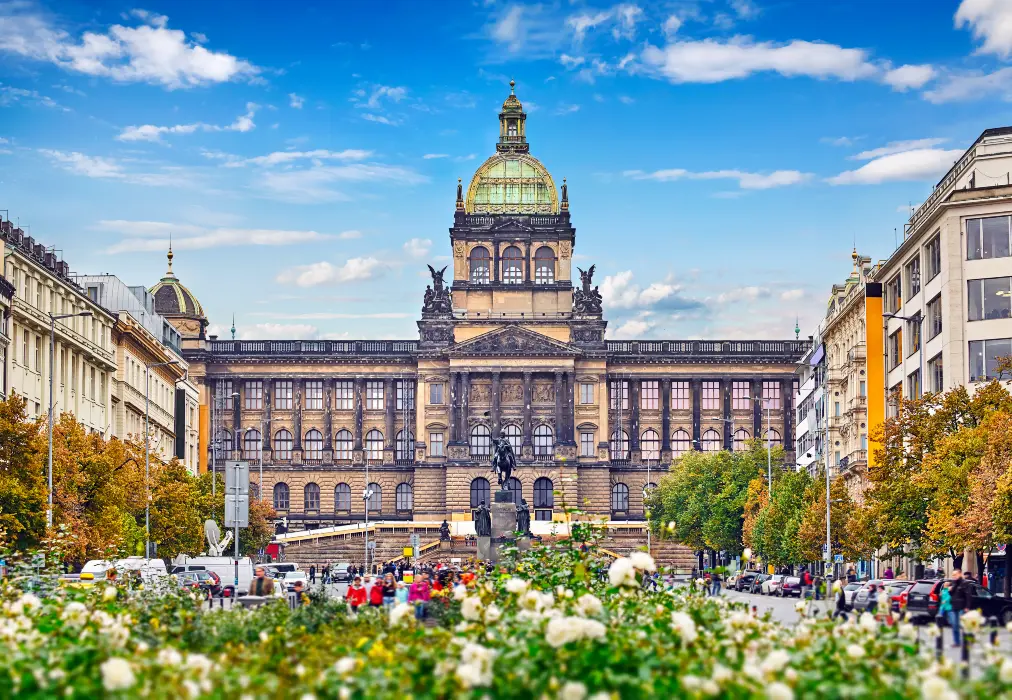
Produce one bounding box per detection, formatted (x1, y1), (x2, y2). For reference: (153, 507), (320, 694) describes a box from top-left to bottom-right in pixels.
(47, 311), (92, 528)
(145, 360), (179, 558)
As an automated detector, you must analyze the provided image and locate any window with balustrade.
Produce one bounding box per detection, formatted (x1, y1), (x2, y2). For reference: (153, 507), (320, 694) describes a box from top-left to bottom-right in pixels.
(334, 429), (353, 460)
(273, 429), (293, 460)
(335, 483), (351, 513)
(641, 429), (660, 460)
(429, 432), (444, 457)
(534, 246), (555, 284)
(305, 381), (323, 409)
(640, 381), (659, 409)
(502, 246), (524, 284)
(701, 381), (720, 410)
(470, 425), (491, 457)
(671, 429), (691, 457)
(274, 381), (293, 409)
(671, 381), (690, 410)
(701, 428), (721, 452)
(365, 430), (384, 460)
(610, 430), (630, 460)
(304, 483), (320, 512)
(503, 424), (522, 455)
(470, 246), (490, 284)
(395, 430), (414, 460)
(335, 381), (354, 409)
(580, 431), (595, 457)
(533, 424), (553, 456)
(304, 429), (323, 460)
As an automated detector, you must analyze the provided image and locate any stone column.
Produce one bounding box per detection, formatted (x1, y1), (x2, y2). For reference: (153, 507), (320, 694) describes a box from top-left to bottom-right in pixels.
(661, 378), (671, 451)
(491, 371), (501, 438)
(448, 371), (458, 443)
(782, 377), (793, 447)
(353, 378), (364, 450)
(598, 374), (609, 457)
(522, 371), (533, 448)
(461, 371), (471, 445)
(722, 377), (732, 450)
(565, 372), (575, 443)
(263, 383), (272, 453)
(294, 378), (303, 450)
(323, 378), (333, 449)
(630, 379), (640, 452)
(752, 379), (762, 440)
(691, 379), (701, 450)
(492, 244), (500, 283)
(384, 378), (395, 449)
(554, 371), (563, 446)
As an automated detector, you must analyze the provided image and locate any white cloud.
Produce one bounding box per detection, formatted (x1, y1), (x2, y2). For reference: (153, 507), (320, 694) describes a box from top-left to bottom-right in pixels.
(423, 153), (449, 159)
(0, 5), (258, 89)
(662, 15), (682, 37)
(713, 286), (771, 304)
(730, 0), (760, 19)
(566, 4), (642, 43)
(276, 257), (386, 287)
(257, 162), (425, 204)
(362, 113), (399, 126)
(554, 103), (580, 115)
(639, 37), (876, 84)
(355, 85), (406, 109)
(403, 238), (432, 259)
(618, 95), (635, 104)
(779, 289), (805, 302)
(486, 4), (559, 56)
(821, 136), (857, 147)
(117, 102), (258, 142)
(828, 148), (964, 185)
(922, 67), (1012, 103)
(0, 83), (65, 109)
(850, 138), (948, 160)
(559, 53), (585, 68)
(612, 4), (643, 40)
(600, 270), (701, 311)
(214, 148), (373, 168)
(567, 10), (612, 42)
(98, 220), (334, 252)
(609, 313), (655, 339)
(240, 323), (320, 340)
(39, 149), (123, 178)
(624, 167), (810, 190)
(288, 92), (304, 108)
(955, 0), (1012, 58)
(338, 230), (362, 240)
(882, 64), (936, 91)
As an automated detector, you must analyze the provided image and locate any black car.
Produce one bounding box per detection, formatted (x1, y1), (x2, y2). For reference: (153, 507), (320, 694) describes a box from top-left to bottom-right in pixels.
(735, 571), (761, 592)
(778, 576), (802, 598)
(749, 573), (770, 594)
(906, 579), (1012, 625)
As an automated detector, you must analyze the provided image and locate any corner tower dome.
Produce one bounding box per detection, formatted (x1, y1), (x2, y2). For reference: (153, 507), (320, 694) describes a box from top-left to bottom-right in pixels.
(148, 245), (208, 340)
(464, 80), (560, 215)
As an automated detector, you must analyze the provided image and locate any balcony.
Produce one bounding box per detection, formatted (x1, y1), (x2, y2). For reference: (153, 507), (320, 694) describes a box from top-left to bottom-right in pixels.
(847, 396), (867, 414)
(206, 339), (417, 356)
(532, 453), (554, 464)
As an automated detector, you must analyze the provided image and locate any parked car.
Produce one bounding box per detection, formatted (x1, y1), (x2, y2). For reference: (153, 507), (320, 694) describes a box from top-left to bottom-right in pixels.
(332, 563), (352, 582)
(762, 574), (785, 596)
(778, 576), (802, 598)
(749, 574), (770, 594)
(906, 579), (1012, 625)
(842, 582), (863, 609)
(177, 571), (218, 597)
(735, 571), (761, 592)
(887, 581), (916, 613)
(851, 579), (884, 612)
(281, 571), (310, 592)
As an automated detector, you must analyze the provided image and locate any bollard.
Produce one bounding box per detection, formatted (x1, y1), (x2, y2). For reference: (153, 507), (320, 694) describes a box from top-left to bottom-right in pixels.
(961, 636), (970, 680)
(935, 631), (943, 661)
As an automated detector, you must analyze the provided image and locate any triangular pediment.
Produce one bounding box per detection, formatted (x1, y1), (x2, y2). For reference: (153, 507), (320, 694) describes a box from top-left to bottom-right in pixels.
(449, 326), (580, 357)
(489, 217), (534, 232)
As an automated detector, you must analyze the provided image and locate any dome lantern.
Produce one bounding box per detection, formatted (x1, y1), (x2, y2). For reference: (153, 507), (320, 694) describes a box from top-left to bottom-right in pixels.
(497, 79), (528, 155)
(148, 245), (208, 340)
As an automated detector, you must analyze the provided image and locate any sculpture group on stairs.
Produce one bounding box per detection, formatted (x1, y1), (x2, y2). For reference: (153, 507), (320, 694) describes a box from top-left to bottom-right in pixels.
(422, 264), (453, 315)
(573, 265), (603, 315)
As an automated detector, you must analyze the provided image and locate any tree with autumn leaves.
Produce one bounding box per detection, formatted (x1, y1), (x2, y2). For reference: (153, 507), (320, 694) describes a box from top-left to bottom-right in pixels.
(0, 393), (276, 567)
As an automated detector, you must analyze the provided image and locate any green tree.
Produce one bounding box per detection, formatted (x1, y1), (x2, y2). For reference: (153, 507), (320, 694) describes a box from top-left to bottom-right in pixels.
(795, 473), (868, 563)
(0, 394), (47, 550)
(751, 468), (812, 568)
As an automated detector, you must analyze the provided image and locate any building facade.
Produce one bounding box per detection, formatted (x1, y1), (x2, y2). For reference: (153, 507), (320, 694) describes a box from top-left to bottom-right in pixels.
(172, 85), (808, 528)
(0, 217), (117, 432)
(77, 274), (201, 473)
(794, 332), (825, 478)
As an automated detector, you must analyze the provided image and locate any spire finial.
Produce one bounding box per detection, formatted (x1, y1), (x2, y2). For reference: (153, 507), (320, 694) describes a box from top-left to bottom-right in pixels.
(510, 78), (515, 94)
(795, 316), (800, 340)
(166, 235), (175, 277)
(231, 314), (236, 341)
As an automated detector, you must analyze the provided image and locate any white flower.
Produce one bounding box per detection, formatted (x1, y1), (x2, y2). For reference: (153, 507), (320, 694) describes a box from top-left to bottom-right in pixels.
(767, 682), (794, 700)
(184, 653), (213, 676)
(453, 585), (468, 601)
(484, 604), (502, 624)
(682, 675), (702, 691)
(156, 648), (183, 667)
(760, 649), (790, 674)
(560, 680), (588, 700)
(300, 694), (316, 700)
(701, 679), (720, 696)
(845, 644), (865, 660)
(859, 612), (877, 632)
(100, 658), (135, 691)
(629, 551), (656, 572)
(711, 665), (732, 684)
(61, 602), (88, 627)
(505, 578), (529, 595)
(14, 593), (41, 615)
(102, 586), (118, 602)
(670, 611), (698, 644)
(608, 557), (638, 587)
(389, 603), (414, 626)
(259, 630), (269, 643)
(920, 675), (958, 700)
(962, 609), (984, 633)
(455, 643), (496, 688)
(339, 687), (351, 700)
(794, 601), (806, 613)
(898, 622), (917, 641)
(545, 616), (607, 648)
(576, 593), (603, 617)
(1000, 658), (1012, 684)
(461, 596), (484, 622)
(334, 656), (356, 676)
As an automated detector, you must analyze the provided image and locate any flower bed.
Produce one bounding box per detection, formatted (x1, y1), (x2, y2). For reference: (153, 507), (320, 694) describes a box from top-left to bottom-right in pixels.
(3, 538), (1012, 698)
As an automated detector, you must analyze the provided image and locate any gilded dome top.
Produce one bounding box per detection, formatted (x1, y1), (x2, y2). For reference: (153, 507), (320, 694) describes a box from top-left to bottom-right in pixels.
(465, 152), (559, 214)
(148, 247), (205, 319)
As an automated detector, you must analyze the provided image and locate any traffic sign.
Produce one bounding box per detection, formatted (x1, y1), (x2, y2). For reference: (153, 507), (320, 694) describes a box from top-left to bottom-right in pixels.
(225, 461), (250, 495)
(834, 554), (844, 563)
(224, 494), (249, 527)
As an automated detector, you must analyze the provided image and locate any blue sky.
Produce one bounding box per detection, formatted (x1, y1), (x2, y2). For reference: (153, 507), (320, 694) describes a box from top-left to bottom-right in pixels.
(1, 0), (1011, 341)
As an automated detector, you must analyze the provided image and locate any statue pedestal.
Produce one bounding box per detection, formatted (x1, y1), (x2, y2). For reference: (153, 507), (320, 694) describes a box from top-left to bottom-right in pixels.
(476, 536), (492, 562)
(486, 490), (517, 563)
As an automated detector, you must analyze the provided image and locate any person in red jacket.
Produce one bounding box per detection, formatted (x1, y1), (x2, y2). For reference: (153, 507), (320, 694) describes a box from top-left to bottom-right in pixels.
(368, 575), (384, 608)
(345, 576), (367, 612)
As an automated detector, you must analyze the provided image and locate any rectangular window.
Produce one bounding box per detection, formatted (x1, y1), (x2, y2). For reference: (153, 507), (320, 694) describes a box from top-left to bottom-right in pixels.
(701, 381), (721, 411)
(887, 274), (902, 313)
(580, 431), (595, 457)
(219, 380), (233, 409)
(967, 215), (1012, 260)
(907, 313), (922, 355)
(71, 356), (77, 392)
(305, 380), (323, 409)
(366, 381), (384, 409)
(889, 329), (903, 369)
(100, 372), (106, 404)
(396, 380), (415, 410)
(908, 369), (921, 399)
(969, 338), (1012, 382)
(834, 401), (841, 417)
(89, 368), (95, 400)
(860, 380), (866, 397)
(905, 255), (921, 298)
(274, 380), (293, 409)
(888, 383), (902, 418)
(640, 380), (659, 409)
(835, 450), (841, 467)
(732, 381), (751, 410)
(22, 329), (28, 366)
(244, 380), (263, 410)
(335, 381), (354, 409)
(671, 381), (690, 410)
(928, 354), (944, 393)
(926, 233), (941, 281)
(927, 294), (943, 339)
(762, 381), (781, 410)
(429, 432), (444, 457)
(967, 277), (1012, 321)
(34, 335), (40, 371)
(429, 382), (444, 405)
(609, 380), (629, 410)
(579, 382), (595, 405)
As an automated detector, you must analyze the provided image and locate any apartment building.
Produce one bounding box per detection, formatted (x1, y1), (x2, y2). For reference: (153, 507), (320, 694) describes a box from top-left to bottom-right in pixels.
(877, 127), (1012, 407)
(794, 334), (826, 477)
(76, 274), (201, 473)
(0, 218), (116, 433)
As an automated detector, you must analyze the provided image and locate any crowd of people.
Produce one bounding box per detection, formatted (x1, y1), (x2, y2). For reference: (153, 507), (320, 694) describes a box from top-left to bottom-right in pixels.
(343, 560), (481, 620)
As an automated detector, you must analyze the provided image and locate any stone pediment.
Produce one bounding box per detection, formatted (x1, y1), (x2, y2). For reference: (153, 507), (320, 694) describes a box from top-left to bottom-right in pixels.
(489, 217), (534, 232)
(449, 326), (581, 357)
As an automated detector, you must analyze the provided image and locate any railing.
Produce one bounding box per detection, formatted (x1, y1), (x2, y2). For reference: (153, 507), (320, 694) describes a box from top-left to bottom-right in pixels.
(457, 214), (566, 228)
(207, 339), (418, 355)
(845, 449), (868, 466)
(605, 339), (810, 358)
(532, 453), (554, 463)
(452, 310), (571, 319)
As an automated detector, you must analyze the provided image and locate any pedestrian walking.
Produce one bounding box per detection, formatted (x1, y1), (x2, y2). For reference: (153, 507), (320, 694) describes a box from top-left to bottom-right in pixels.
(801, 568), (814, 599)
(346, 576), (367, 612)
(832, 579), (848, 620)
(883, 566), (895, 580)
(948, 569), (971, 646)
(409, 572), (432, 620)
(710, 570), (722, 596)
(248, 566), (275, 596)
(382, 573), (397, 611)
(395, 581), (409, 605)
(937, 581), (952, 629)
(309, 565), (316, 585)
(369, 575), (384, 608)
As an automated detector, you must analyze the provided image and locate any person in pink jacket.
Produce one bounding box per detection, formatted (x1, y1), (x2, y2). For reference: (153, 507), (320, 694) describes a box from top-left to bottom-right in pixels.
(408, 572), (431, 620)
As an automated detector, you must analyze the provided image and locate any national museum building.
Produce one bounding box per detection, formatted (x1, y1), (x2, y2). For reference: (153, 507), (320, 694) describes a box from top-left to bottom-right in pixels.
(167, 85), (808, 529)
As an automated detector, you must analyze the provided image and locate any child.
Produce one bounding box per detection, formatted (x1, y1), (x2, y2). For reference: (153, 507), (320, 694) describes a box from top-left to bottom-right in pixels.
(345, 576), (367, 612)
(937, 581), (952, 627)
(395, 580), (409, 606)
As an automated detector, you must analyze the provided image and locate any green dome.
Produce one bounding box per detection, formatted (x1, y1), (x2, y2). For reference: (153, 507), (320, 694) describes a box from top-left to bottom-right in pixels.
(465, 152), (559, 215)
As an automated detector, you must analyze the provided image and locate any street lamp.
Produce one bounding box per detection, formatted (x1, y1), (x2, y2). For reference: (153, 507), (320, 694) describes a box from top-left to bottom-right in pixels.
(47, 311), (93, 528)
(363, 484), (375, 573)
(145, 359), (179, 558)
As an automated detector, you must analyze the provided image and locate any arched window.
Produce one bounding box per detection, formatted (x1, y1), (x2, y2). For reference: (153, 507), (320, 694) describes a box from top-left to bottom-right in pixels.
(470, 477), (490, 509)
(304, 429), (323, 460)
(304, 483), (320, 512)
(334, 429), (353, 460)
(701, 428), (721, 453)
(507, 477), (522, 505)
(671, 429), (691, 458)
(365, 429), (384, 460)
(502, 246), (523, 284)
(503, 424), (522, 455)
(641, 429), (660, 460)
(243, 429), (262, 460)
(643, 482), (657, 498)
(534, 246), (555, 284)
(533, 424), (553, 455)
(470, 424), (491, 458)
(395, 430), (414, 461)
(470, 246), (490, 284)
(610, 429), (630, 460)
(611, 483), (629, 513)
(219, 429), (233, 455)
(534, 477), (554, 521)
(274, 429), (293, 460)
(765, 428), (782, 447)
(273, 482), (290, 510)
(396, 483), (413, 511)
(733, 428), (750, 452)
(335, 483), (351, 513)
(366, 482), (382, 512)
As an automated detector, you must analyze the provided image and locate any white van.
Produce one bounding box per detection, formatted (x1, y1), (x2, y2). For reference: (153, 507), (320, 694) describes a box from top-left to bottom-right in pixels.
(171, 556), (254, 595)
(80, 558), (167, 583)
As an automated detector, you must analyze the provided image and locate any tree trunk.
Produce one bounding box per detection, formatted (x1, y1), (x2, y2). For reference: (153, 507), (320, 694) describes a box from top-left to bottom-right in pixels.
(951, 548), (964, 570)
(976, 551), (986, 583)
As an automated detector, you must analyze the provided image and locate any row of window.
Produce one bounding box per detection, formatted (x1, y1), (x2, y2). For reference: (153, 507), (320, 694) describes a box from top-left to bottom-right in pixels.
(226, 380), (416, 411)
(272, 482), (413, 513)
(219, 428), (415, 461)
(890, 338), (1008, 399)
(13, 322), (106, 402)
(469, 245), (556, 284)
(468, 476), (556, 519)
(8, 263), (109, 350)
(604, 427), (782, 460)
(607, 380), (783, 411)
